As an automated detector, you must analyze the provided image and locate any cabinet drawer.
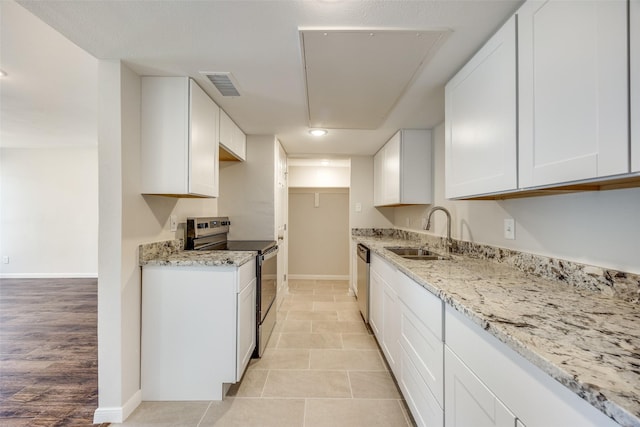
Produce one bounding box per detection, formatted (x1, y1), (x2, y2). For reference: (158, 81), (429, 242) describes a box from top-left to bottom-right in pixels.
(237, 258), (256, 292)
(445, 347), (515, 427)
(399, 297), (444, 407)
(400, 346), (444, 427)
(397, 272), (442, 340)
(371, 253), (397, 284)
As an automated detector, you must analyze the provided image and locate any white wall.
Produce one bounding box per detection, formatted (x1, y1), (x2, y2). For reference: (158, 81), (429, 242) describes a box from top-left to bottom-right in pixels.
(289, 165), (350, 188)
(95, 61), (218, 423)
(218, 135), (276, 240)
(0, 147), (98, 277)
(349, 156), (394, 229)
(393, 122), (640, 274)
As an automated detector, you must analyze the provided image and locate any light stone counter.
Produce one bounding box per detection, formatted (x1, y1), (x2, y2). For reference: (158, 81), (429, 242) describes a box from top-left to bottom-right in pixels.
(138, 239), (256, 267)
(353, 232), (640, 427)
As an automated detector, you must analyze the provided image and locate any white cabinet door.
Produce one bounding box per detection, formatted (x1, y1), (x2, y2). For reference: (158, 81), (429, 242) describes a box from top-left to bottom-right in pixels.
(219, 109), (246, 161)
(445, 347), (516, 427)
(374, 129), (432, 206)
(632, 0), (640, 172)
(236, 278), (256, 380)
(373, 149), (384, 206)
(381, 277), (400, 376)
(397, 272), (443, 407)
(518, 0), (628, 187)
(445, 16), (517, 199)
(397, 272), (444, 427)
(141, 265), (237, 400)
(369, 268), (383, 338)
(233, 121), (247, 161)
(371, 254), (400, 375)
(445, 305), (619, 427)
(141, 77), (219, 197)
(400, 347), (444, 427)
(189, 79), (219, 197)
(219, 109), (234, 154)
(382, 132), (401, 205)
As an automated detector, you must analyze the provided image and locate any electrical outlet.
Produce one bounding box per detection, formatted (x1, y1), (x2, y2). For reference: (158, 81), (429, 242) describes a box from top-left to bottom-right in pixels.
(169, 215), (178, 232)
(504, 218), (515, 240)
(2, 256), (9, 264)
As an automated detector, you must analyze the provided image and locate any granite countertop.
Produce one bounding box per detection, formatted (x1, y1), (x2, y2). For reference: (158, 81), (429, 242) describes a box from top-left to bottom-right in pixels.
(138, 239), (256, 267)
(353, 234), (640, 427)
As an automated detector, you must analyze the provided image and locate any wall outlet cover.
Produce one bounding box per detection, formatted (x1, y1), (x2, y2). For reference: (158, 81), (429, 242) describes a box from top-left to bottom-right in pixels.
(504, 218), (515, 240)
(169, 215), (178, 232)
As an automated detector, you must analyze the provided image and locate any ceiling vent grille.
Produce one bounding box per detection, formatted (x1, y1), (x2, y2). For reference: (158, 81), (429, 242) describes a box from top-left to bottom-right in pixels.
(201, 72), (241, 96)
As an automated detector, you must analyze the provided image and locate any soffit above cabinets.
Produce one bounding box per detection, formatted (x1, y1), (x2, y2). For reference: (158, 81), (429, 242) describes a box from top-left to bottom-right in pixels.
(300, 29), (449, 130)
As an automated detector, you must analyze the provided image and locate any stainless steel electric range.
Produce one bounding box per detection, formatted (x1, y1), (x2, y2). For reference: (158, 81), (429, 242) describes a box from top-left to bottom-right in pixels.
(186, 216), (278, 357)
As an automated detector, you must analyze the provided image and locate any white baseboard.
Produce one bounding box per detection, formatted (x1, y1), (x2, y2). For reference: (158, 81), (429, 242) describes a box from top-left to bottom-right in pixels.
(0, 273), (98, 279)
(93, 389), (142, 424)
(288, 274), (350, 281)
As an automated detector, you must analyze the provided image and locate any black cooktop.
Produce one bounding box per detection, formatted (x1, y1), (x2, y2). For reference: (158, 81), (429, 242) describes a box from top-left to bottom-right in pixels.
(225, 240), (277, 254)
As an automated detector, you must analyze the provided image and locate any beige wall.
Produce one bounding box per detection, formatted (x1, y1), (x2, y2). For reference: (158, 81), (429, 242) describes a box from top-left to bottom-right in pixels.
(288, 188), (350, 278)
(392, 122), (640, 274)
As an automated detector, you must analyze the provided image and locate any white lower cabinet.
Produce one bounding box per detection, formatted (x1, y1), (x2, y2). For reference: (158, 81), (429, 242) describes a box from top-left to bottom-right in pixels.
(397, 272), (444, 427)
(141, 259), (256, 401)
(369, 268), (383, 338)
(367, 254), (620, 427)
(370, 254), (400, 375)
(445, 305), (617, 427)
(381, 276), (400, 375)
(369, 260), (446, 427)
(445, 347), (516, 427)
(236, 275), (257, 380)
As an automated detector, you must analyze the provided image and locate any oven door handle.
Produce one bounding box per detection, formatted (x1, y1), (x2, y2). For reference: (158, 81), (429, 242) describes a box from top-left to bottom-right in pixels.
(261, 246), (279, 262)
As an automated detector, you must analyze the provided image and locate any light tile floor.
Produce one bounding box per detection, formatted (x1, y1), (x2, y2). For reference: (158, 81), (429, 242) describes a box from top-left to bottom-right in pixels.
(115, 279), (415, 427)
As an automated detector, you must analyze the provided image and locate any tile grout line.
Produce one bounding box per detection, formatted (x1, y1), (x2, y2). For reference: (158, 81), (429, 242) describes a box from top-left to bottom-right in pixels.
(195, 400), (213, 427)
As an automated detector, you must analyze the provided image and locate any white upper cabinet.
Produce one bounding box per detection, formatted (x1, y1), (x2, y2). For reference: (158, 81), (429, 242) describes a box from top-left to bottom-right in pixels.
(373, 129), (432, 206)
(445, 16), (517, 199)
(518, 0), (629, 187)
(141, 77), (220, 197)
(632, 0), (640, 173)
(219, 109), (246, 161)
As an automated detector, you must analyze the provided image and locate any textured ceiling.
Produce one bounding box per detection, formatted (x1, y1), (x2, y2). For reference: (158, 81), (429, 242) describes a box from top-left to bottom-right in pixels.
(4, 0), (523, 156)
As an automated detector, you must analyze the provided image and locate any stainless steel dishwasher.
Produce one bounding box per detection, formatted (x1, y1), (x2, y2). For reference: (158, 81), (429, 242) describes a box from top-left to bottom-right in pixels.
(356, 243), (370, 323)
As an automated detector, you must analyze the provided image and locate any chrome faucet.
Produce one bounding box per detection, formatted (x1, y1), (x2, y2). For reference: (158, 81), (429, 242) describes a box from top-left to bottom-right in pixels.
(424, 206), (453, 253)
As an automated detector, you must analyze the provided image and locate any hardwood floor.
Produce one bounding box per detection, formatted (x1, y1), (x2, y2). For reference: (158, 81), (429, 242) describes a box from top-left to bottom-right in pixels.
(0, 278), (101, 426)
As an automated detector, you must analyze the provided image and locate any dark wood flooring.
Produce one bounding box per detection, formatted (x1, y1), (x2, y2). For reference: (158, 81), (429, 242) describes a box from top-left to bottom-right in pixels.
(0, 278), (102, 426)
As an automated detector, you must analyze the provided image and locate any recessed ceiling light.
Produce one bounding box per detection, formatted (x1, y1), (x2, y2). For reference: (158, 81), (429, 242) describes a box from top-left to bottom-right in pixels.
(309, 129), (328, 137)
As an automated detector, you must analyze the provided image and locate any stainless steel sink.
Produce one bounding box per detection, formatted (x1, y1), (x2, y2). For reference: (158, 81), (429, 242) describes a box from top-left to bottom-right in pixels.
(384, 247), (450, 261)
